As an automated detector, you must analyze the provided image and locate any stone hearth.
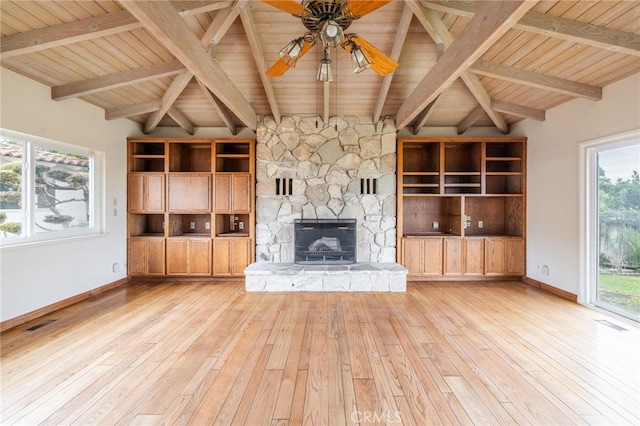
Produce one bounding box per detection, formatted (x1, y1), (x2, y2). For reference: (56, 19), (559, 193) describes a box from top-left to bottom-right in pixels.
(245, 262), (407, 292)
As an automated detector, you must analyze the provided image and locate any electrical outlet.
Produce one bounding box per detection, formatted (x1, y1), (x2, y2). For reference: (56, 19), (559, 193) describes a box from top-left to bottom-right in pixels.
(478, 220), (483, 228)
(190, 221), (196, 229)
(238, 222), (244, 230)
(205, 222), (210, 230)
(432, 221), (439, 229)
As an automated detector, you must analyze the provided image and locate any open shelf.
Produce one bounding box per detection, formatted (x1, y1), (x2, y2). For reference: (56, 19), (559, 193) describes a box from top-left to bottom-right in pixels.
(444, 142), (481, 173)
(129, 141), (166, 172)
(167, 213), (212, 237)
(402, 196), (462, 236)
(463, 196), (524, 237)
(216, 141), (251, 172)
(402, 141), (440, 173)
(169, 143), (212, 172)
(129, 214), (165, 237)
(486, 174), (523, 194)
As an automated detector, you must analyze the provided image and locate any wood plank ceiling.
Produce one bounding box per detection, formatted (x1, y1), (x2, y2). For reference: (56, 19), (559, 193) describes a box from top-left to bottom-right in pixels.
(1, 1), (639, 135)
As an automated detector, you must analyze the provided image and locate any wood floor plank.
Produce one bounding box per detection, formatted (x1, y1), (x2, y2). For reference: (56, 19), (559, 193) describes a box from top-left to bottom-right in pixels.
(271, 300), (310, 420)
(0, 281), (638, 425)
(302, 320), (329, 425)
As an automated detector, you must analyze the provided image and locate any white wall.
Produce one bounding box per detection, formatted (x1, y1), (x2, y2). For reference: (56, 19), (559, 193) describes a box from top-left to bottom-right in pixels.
(512, 73), (640, 295)
(0, 68), (140, 323)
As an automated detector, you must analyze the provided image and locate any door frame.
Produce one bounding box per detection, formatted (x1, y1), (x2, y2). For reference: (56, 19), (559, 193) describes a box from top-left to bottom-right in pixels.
(579, 129), (639, 319)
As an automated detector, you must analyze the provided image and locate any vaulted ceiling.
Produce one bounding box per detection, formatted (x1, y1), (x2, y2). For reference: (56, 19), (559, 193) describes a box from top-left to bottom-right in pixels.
(2, 1), (639, 135)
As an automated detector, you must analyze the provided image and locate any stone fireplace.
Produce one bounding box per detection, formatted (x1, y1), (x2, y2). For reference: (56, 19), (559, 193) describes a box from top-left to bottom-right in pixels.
(245, 115), (406, 291)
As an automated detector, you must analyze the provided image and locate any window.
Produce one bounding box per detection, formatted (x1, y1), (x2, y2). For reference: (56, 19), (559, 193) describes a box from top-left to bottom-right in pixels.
(0, 129), (103, 245)
(580, 130), (640, 323)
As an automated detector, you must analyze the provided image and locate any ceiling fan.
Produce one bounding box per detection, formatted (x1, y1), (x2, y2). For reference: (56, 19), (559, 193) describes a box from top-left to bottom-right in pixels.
(261, 0), (398, 81)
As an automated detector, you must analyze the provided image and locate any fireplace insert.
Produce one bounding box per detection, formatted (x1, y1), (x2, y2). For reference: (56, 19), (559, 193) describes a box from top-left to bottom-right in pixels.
(294, 219), (356, 264)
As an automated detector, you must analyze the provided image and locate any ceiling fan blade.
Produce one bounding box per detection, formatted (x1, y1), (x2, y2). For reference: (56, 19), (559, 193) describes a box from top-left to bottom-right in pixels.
(344, 0), (392, 18)
(265, 39), (315, 77)
(260, 0), (309, 16)
(349, 35), (398, 76)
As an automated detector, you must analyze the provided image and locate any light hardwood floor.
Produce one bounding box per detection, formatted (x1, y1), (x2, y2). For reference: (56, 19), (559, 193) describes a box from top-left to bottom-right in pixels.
(1, 281), (638, 425)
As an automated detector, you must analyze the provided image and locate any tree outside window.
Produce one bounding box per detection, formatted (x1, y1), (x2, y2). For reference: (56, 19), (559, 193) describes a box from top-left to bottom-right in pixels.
(0, 137), (91, 239)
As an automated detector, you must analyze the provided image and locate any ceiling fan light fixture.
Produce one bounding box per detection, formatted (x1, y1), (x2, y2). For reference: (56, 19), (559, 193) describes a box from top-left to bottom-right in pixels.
(349, 42), (371, 74)
(279, 37), (304, 66)
(320, 20), (344, 47)
(317, 49), (333, 82)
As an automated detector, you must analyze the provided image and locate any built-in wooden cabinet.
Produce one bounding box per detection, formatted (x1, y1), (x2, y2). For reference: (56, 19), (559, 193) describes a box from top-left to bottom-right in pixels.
(127, 138), (254, 278)
(398, 137), (526, 280)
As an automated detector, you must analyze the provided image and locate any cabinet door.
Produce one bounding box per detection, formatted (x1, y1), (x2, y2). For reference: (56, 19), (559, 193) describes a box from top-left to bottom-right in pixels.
(213, 239), (231, 275)
(145, 174), (165, 212)
(231, 238), (251, 276)
(505, 238), (525, 276)
(128, 238), (147, 276)
(214, 174), (232, 213)
(423, 238), (443, 275)
(401, 238), (424, 275)
(464, 238), (484, 275)
(189, 239), (212, 275)
(168, 174), (211, 212)
(232, 174), (251, 213)
(166, 239), (189, 275)
(443, 238), (463, 275)
(484, 238), (505, 275)
(129, 237), (165, 276)
(128, 174), (165, 212)
(146, 238), (166, 275)
(215, 173), (251, 213)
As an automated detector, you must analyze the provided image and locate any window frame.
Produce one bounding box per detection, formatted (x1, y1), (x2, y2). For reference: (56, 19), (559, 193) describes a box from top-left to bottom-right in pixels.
(0, 129), (104, 247)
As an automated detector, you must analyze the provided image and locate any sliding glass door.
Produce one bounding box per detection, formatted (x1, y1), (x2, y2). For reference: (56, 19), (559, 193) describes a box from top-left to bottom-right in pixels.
(588, 138), (640, 321)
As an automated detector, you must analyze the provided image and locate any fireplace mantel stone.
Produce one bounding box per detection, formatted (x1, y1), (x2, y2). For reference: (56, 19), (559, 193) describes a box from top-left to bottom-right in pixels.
(255, 115), (397, 264)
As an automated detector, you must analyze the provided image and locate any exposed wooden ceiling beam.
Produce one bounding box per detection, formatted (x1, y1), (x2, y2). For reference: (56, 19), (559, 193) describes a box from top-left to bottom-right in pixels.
(141, 1), (245, 133)
(146, 71), (196, 133)
(411, 96), (442, 135)
(421, 1), (640, 57)
(196, 79), (238, 135)
(457, 106), (485, 134)
(372, 3), (413, 124)
(105, 99), (161, 121)
(239, 6), (281, 124)
(469, 60), (602, 101)
(167, 107), (195, 135)
(492, 100), (545, 121)
(396, 1), (537, 130)
(406, 0), (508, 133)
(0, 1), (233, 60)
(51, 60), (185, 101)
(121, 0), (253, 133)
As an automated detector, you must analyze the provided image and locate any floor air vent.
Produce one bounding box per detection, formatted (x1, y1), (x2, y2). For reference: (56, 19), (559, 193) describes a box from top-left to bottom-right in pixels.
(26, 319), (56, 331)
(594, 319), (627, 331)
